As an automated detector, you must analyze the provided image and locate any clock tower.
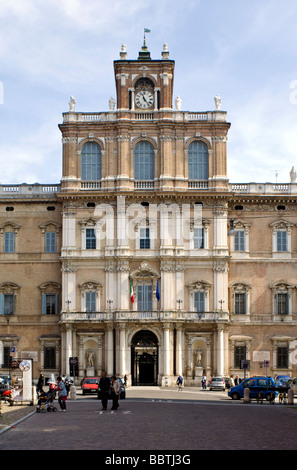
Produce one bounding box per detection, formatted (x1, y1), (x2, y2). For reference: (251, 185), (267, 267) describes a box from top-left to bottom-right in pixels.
(114, 39), (175, 118)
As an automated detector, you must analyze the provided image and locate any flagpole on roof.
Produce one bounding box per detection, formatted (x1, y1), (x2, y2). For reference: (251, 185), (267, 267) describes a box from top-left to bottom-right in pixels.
(143, 28), (151, 46)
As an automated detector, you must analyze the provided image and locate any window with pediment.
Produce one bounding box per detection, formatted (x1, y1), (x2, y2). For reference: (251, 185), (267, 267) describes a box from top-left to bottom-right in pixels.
(0, 222), (20, 253)
(80, 281), (102, 312)
(270, 220), (293, 255)
(229, 282), (251, 317)
(0, 282), (20, 315)
(270, 282), (294, 320)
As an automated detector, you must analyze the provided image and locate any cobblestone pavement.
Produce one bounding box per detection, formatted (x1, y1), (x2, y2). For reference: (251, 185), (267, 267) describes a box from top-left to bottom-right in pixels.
(0, 388), (297, 451)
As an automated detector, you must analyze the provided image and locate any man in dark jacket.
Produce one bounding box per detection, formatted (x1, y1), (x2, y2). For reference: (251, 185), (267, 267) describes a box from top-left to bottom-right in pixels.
(99, 371), (110, 410)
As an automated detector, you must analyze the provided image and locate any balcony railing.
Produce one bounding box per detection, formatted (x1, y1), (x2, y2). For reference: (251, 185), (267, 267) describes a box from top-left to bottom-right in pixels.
(62, 110), (227, 123)
(81, 181), (102, 190)
(60, 310), (229, 323)
(188, 180), (209, 189)
(229, 182), (297, 194)
(134, 180), (155, 190)
(0, 183), (60, 198)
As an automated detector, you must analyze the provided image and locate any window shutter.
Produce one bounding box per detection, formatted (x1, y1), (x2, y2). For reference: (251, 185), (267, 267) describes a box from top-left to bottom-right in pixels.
(0, 294), (4, 315)
(42, 294), (46, 315)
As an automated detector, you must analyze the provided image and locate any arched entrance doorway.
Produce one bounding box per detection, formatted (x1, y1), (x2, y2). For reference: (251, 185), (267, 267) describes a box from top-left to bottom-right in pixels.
(131, 330), (158, 386)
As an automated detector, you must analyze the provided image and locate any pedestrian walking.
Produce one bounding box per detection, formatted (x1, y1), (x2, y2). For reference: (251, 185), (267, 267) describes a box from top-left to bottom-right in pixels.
(202, 375), (207, 390)
(124, 374), (127, 386)
(111, 375), (120, 410)
(36, 374), (44, 393)
(99, 371), (110, 410)
(176, 375), (183, 391)
(56, 376), (68, 412)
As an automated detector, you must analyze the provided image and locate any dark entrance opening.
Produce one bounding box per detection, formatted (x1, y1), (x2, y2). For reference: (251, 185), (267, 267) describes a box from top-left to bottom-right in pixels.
(131, 330), (158, 386)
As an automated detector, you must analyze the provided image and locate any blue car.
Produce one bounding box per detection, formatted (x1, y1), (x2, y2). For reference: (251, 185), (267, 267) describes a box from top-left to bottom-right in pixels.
(228, 376), (277, 400)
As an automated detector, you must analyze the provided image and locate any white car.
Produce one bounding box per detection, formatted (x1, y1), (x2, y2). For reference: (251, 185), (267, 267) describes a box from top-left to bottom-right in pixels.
(209, 377), (226, 391)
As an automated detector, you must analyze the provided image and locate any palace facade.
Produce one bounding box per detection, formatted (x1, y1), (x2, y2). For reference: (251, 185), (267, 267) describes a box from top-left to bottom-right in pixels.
(1, 40), (297, 385)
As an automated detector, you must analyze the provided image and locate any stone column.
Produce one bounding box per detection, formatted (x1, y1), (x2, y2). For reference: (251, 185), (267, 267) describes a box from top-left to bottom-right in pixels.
(78, 337), (84, 378)
(65, 326), (73, 376)
(163, 323), (170, 383)
(176, 328), (183, 376)
(187, 336), (193, 378)
(106, 325), (114, 376)
(97, 338), (103, 377)
(119, 325), (126, 377)
(217, 325), (224, 377)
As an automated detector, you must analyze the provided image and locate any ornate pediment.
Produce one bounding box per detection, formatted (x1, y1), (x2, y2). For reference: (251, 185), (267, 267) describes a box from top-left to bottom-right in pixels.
(130, 261), (159, 280)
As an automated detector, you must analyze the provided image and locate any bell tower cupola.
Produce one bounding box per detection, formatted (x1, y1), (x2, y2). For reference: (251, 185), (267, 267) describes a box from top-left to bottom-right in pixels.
(113, 36), (175, 116)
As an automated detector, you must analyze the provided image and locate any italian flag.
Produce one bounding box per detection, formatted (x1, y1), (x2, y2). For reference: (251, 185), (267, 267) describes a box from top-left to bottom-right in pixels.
(130, 281), (134, 303)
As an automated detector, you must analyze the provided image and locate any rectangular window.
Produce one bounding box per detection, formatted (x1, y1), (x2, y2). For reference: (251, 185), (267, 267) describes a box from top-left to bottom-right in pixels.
(45, 232), (56, 252)
(193, 228), (204, 249)
(3, 346), (11, 368)
(2, 295), (15, 315)
(137, 285), (152, 311)
(44, 347), (56, 369)
(277, 231), (287, 252)
(194, 292), (205, 312)
(276, 293), (288, 315)
(234, 230), (245, 251)
(86, 228), (96, 249)
(277, 347), (288, 369)
(42, 294), (58, 315)
(140, 228), (150, 249)
(85, 292), (96, 312)
(234, 293), (246, 314)
(4, 232), (15, 253)
(234, 346), (246, 369)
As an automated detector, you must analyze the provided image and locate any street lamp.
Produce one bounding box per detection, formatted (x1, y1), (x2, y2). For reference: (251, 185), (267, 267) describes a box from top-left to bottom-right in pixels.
(107, 299), (113, 311)
(176, 299), (183, 310)
(228, 219), (236, 237)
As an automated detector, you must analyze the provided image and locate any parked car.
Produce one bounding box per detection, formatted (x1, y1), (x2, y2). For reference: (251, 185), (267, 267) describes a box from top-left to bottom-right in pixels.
(275, 375), (290, 387)
(228, 376), (277, 400)
(287, 378), (297, 396)
(81, 377), (100, 395)
(97, 377), (126, 400)
(223, 377), (231, 389)
(0, 375), (11, 385)
(209, 377), (226, 391)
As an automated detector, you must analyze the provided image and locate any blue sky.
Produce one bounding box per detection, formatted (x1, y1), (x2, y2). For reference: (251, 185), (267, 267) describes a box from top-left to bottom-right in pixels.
(0, 0), (297, 184)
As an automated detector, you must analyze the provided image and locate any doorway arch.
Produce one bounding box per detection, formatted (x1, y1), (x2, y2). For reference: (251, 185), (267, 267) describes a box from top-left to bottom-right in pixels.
(131, 330), (158, 386)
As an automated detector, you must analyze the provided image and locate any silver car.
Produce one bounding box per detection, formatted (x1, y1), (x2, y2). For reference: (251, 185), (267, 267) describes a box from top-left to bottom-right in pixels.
(287, 378), (297, 396)
(209, 377), (226, 391)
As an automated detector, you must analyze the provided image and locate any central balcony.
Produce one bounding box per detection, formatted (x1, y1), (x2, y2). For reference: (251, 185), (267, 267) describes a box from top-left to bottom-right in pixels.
(60, 311), (229, 323)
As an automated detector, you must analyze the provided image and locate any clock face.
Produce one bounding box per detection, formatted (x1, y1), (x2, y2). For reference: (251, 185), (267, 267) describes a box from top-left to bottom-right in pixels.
(135, 90), (154, 109)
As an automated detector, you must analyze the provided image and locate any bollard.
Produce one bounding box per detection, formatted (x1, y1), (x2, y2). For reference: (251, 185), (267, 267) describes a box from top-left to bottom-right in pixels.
(70, 384), (77, 400)
(243, 387), (250, 404)
(287, 388), (294, 405)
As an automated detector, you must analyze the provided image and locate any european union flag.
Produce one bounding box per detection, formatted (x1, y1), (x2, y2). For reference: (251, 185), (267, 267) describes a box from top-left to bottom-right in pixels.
(156, 280), (160, 301)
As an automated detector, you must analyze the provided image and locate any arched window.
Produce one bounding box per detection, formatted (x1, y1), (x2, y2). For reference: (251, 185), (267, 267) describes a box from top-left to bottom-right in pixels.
(188, 141), (208, 180)
(134, 141), (154, 180)
(81, 142), (102, 181)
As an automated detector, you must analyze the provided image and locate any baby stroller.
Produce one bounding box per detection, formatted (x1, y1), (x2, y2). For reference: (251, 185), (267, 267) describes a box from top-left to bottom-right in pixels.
(36, 388), (57, 413)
